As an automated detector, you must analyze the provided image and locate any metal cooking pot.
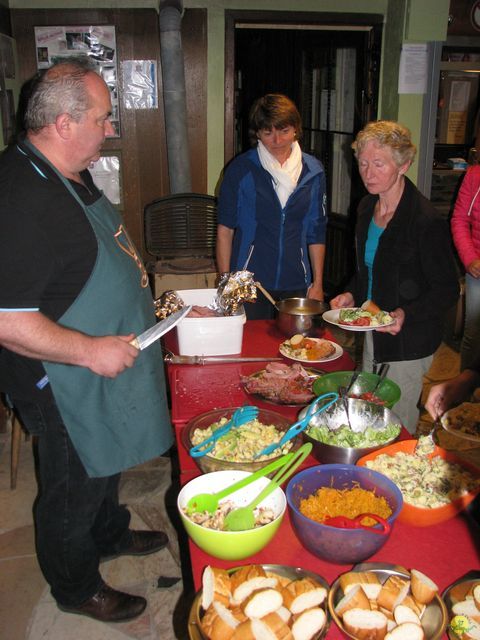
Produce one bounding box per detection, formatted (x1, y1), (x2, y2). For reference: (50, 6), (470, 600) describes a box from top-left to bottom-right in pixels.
(276, 297), (329, 337)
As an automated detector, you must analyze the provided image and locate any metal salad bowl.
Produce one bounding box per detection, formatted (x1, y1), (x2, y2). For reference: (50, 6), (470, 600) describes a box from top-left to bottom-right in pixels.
(300, 397), (402, 464)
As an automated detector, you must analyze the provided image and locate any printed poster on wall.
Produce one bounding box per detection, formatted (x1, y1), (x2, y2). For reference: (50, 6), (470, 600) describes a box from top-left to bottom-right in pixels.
(34, 26), (120, 136)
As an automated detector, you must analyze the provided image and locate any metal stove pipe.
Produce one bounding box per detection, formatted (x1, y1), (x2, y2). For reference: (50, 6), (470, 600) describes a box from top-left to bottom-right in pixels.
(159, 0), (192, 192)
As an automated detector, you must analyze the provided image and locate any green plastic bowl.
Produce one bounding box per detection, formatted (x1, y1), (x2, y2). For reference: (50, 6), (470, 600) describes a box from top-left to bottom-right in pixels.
(312, 371), (401, 409)
(177, 470), (286, 561)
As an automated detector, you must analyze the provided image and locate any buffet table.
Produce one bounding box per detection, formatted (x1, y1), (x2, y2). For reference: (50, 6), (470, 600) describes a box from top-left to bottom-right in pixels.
(165, 320), (480, 639)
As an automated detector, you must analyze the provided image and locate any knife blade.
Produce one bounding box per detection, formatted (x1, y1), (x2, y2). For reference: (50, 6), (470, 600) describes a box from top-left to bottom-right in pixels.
(165, 355), (284, 364)
(131, 306), (192, 350)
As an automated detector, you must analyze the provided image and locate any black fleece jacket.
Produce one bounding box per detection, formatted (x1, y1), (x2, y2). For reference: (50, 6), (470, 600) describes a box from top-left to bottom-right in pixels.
(346, 177), (459, 363)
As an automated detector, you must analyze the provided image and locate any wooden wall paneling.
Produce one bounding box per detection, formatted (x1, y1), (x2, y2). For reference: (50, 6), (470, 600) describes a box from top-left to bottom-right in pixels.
(10, 8), (165, 259)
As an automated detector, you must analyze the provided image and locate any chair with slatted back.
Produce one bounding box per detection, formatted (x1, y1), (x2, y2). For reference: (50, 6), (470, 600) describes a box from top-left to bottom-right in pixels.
(144, 193), (218, 278)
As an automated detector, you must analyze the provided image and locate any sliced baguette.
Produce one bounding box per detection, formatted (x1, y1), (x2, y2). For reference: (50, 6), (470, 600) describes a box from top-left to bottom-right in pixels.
(261, 612), (294, 640)
(231, 565), (278, 605)
(377, 576), (410, 612)
(202, 565), (232, 609)
(335, 584), (371, 617)
(361, 299), (381, 315)
(400, 595), (425, 619)
(339, 572), (382, 600)
(342, 607), (388, 640)
(410, 569), (438, 605)
(291, 607), (327, 640)
(242, 588), (283, 619)
(453, 599), (480, 624)
(385, 622), (424, 639)
(201, 600), (241, 640)
(281, 578), (327, 614)
(473, 584), (480, 611)
(394, 604), (422, 626)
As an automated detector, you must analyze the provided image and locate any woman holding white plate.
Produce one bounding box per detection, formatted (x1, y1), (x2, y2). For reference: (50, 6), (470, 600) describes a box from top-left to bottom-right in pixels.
(330, 121), (458, 433)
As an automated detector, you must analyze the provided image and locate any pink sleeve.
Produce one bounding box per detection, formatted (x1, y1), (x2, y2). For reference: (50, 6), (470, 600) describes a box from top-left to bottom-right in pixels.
(451, 166), (480, 268)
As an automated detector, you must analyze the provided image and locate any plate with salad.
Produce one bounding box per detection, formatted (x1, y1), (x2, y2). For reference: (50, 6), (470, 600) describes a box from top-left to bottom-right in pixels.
(323, 300), (395, 331)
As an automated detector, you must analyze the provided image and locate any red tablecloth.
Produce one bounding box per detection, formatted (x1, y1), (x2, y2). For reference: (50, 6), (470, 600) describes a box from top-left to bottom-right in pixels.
(165, 319), (480, 639)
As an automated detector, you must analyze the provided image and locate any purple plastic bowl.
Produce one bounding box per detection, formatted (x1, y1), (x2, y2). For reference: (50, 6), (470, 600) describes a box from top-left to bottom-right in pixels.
(286, 464), (403, 564)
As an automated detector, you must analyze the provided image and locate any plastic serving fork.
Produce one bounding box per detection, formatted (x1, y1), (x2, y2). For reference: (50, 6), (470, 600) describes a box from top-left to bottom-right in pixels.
(254, 392), (338, 459)
(189, 405), (259, 458)
(185, 452), (295, 515)
(223, 442), (312, 531)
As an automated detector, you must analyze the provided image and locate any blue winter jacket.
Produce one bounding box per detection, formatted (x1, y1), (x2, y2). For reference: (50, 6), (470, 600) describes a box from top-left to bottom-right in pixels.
(217, 147), (327, 290)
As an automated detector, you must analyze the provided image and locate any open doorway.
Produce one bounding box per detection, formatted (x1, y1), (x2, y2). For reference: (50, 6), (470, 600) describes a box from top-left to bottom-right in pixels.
(224, 11), (383, 293)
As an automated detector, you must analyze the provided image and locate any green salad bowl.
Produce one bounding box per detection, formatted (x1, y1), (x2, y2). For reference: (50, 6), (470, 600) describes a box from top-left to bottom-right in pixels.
(312, 371), (401, 409)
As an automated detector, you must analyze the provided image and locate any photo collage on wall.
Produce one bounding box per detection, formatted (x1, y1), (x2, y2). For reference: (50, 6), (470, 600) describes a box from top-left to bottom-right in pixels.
(34, 25), (120, 137)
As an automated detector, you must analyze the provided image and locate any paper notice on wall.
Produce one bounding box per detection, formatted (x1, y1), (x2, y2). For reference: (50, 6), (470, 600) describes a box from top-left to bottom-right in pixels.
(447, 112), (468, 144)
(89, 155), (121, 206)
(398, 43), (428, 94)
(448, 80), (471, 111)
(121, 60), (158, 109)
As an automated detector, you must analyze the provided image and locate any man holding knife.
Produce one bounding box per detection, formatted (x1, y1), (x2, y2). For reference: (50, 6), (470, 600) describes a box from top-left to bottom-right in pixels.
(0, 61), (173, 622)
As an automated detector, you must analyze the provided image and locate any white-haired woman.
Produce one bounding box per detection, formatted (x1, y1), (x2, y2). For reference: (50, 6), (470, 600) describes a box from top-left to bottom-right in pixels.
(331, 120), (458, 433)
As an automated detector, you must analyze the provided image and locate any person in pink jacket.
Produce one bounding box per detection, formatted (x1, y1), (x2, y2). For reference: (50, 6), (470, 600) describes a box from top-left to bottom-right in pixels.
(451, 164), (480, 370)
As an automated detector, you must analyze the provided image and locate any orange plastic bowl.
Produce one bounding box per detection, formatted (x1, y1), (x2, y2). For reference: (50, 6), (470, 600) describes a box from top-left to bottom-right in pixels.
(356, 439), (480, 526)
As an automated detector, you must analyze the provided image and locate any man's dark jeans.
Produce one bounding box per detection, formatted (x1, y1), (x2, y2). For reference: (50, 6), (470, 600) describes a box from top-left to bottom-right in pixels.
(12, 397), (131, 606)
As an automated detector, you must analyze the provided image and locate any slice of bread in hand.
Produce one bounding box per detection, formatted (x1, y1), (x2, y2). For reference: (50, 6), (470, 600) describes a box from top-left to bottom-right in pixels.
(410, 569), (438, 605)
(342, 608), (388, 640)
(291, 607), (326, 640)
(281, 578), (327, 614)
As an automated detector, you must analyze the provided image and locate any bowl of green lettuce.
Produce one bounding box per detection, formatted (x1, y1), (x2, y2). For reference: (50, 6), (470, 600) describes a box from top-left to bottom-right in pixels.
(301, 398), (402, 464)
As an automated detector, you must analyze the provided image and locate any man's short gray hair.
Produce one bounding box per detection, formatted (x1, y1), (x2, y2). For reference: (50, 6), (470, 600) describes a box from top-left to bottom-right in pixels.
(25, 59), (95, 132)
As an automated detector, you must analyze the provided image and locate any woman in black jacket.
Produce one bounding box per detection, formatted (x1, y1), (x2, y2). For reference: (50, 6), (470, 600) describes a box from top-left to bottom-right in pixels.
(331, 121), (458, 433)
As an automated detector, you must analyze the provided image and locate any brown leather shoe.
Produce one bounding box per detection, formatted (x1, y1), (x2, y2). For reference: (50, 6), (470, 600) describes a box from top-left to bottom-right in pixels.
(103, 530), (169, 560)
(58, 584), (146, 622)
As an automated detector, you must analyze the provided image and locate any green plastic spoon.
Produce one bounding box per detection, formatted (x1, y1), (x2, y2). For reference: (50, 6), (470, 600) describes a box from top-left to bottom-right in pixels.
(185, 452), (295, 515)
(223, 442), (312, 532)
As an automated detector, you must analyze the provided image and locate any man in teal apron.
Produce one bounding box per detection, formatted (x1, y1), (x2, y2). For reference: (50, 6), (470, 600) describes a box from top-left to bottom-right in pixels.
(0, 62), (173, 622)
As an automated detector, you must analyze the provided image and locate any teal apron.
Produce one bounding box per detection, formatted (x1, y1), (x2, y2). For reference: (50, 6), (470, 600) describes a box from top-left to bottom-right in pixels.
(26, 142), (173, 477)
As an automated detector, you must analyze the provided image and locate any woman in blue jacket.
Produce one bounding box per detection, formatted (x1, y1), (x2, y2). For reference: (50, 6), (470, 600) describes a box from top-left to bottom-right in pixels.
(216, 94), (328, 319)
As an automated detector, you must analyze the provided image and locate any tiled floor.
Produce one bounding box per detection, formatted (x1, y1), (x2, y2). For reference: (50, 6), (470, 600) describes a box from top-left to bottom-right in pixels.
(1, 336), (479, 640)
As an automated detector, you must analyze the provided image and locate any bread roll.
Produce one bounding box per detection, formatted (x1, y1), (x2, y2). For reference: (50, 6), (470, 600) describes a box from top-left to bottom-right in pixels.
(384, 622), (425, 639)
(342, 607), (388, 640)
(242, 588), (283, 619)
(410, 569), (438, 605)
(232, 617), (289, 640)
(202, 565), (232, 610)
(377, 576), (410, 612)
(201, 601), (241, 640)
(291, 607), (327, 640)
(361, 299), (381, 315)
(281, 578), (327, 614)
(335, 584), (371, 617)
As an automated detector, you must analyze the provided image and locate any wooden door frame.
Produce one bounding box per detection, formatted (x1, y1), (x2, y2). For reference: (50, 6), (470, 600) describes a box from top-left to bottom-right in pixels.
(224, 9), (383, 164)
